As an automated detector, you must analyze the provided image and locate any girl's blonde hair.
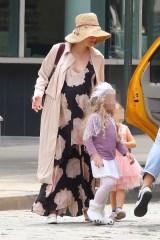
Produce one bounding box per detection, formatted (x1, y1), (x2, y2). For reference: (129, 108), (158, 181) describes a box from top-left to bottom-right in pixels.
(89, 94), (114, 135)
(82, 89), (121, 141)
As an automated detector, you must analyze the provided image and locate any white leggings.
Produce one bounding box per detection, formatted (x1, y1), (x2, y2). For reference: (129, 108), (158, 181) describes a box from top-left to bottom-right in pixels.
(94, 176), (114, 206)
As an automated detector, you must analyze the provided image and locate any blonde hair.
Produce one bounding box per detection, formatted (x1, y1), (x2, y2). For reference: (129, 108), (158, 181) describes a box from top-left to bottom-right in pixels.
(82, 89), (121, 140)
(90, 96), (113, 134)
(115, 122), (122, 142)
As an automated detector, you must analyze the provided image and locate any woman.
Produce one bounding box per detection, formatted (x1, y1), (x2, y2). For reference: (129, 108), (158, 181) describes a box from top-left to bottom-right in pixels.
(32, 12), (111, 223)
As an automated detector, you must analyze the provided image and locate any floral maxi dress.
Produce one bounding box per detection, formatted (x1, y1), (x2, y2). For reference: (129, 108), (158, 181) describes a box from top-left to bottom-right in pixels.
(32, 61), (96, 217)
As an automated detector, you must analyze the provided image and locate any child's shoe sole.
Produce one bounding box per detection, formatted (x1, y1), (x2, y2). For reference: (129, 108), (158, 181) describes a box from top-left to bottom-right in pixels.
(114, 211), (126, 220)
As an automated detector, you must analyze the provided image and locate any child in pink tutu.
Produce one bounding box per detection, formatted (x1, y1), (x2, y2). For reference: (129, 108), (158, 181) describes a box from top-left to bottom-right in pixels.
(109, 104), (142, 221)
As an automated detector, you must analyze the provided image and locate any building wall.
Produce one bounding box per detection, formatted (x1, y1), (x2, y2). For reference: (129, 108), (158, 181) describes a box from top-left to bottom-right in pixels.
(0, 63), (141, 136)
(1, 0), (159, 136)
(0, 64), (41, 136)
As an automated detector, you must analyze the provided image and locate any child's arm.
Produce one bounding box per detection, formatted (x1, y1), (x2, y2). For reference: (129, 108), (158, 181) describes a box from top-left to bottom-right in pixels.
(92, 152), (104, 168)
(124, 127), (136, 149)
(116, 141), (135, 165)
(84, 138), (104, 168)
(83, 114), (104, 168)
(83, 135), (104, 168)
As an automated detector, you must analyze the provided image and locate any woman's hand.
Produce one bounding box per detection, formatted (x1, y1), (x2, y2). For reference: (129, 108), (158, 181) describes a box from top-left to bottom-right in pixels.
(92, 152), (104, 168)
(32, 96), (43, 112)
(126, 152), (135, 165)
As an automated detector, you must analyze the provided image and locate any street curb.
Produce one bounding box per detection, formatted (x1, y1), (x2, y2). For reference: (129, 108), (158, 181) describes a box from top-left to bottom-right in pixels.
(0, 195), (36, 211)
(0, 184), (159, 211)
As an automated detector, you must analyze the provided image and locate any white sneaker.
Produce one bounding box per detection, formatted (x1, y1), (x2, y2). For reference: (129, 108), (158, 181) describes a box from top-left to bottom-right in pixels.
(109, 211), (117, 220)
(114, 209), (126, 220)
(47, 213), (57, 224)
(134, 186), (152, 217)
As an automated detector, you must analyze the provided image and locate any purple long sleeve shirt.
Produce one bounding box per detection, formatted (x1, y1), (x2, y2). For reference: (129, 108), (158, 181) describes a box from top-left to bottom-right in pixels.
(83, 113), (128, 160)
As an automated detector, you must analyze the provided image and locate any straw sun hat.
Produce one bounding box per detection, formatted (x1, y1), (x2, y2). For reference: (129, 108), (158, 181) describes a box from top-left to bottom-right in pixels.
(65, 13), (111, 44)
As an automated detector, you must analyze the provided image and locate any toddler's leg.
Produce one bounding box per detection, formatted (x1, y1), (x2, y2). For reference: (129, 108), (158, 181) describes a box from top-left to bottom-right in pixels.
(114, 189), (126, 220)
(110, 191), (117, 211)
(116, 189), (125, 209)
(109, 191), (118, 220)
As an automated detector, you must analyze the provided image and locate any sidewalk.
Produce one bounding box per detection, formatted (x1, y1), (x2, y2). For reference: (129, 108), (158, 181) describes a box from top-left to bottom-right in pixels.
(1, 203), (160, 240)
(0, 136), (40, 210)
(0, 134), (159, 211)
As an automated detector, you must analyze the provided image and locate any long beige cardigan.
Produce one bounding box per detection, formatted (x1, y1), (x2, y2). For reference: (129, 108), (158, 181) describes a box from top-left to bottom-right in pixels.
(34, 42), (105, 184)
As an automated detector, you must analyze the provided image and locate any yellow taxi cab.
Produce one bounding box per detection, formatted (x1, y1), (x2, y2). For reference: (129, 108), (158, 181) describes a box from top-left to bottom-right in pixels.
(126, 37), (160, 141)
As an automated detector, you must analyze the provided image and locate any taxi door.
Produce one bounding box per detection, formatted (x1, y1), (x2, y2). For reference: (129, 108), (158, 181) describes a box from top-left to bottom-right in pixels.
(126, 37), (160, 141)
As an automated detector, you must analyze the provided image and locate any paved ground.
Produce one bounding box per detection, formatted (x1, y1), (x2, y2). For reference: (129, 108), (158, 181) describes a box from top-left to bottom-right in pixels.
(0, 136), (40, 197)
(0, 135), (160, 239)
(0, 134), (159, 210)
(1, 203), (160, 240)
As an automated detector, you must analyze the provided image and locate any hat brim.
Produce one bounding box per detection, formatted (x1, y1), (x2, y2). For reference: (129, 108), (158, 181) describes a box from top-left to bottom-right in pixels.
(65, 26), (111, 44)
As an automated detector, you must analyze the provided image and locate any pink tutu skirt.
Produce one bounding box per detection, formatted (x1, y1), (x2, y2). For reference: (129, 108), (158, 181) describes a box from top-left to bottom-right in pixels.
(112, 151), (143, 191)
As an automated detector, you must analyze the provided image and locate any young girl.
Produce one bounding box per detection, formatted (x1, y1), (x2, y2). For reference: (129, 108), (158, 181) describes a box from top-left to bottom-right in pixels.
(109, 104), (142, 221)
(83, 82), (135, 225)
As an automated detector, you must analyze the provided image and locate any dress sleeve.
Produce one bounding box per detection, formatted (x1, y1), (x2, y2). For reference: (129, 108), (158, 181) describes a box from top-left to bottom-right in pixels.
(83, 114), (101, 156)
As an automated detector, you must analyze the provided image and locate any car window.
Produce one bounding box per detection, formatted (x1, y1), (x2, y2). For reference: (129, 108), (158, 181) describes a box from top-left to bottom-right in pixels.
(141, 50), (160, 126)
(150, 47), (160, 84)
